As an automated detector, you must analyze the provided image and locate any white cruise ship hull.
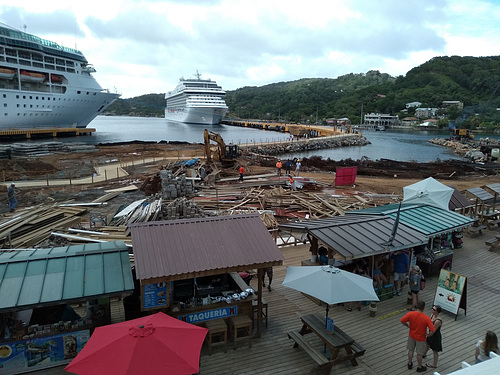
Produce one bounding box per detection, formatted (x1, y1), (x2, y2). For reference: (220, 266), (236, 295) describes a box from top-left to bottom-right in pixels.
(0, 24), (119, 130)
(165, 106), (228, 125)
(165, 73), (228, 125)
(0, 88), (119, 129)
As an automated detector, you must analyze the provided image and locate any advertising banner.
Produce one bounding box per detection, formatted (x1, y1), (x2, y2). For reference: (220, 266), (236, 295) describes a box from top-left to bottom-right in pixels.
(433, 269), (467, 316)
(0, 330), (90, 375)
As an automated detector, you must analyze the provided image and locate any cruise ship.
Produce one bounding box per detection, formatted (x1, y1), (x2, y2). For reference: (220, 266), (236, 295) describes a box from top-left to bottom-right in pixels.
(0, 23), (119, 129)
(165, 72), (228, 124)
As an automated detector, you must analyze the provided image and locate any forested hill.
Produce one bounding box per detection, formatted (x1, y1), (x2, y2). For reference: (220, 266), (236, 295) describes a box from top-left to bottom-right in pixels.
(104, 56), (500, 127)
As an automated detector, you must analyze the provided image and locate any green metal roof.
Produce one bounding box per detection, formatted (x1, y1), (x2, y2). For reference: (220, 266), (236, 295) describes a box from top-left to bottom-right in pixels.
(0, 241), (134, 312)
(347, 203), (474, 238)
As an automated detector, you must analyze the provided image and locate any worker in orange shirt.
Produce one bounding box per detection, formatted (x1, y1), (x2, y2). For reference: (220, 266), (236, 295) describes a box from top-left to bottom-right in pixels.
(238, 165), (245, 182)
(276, 160), (282, 176)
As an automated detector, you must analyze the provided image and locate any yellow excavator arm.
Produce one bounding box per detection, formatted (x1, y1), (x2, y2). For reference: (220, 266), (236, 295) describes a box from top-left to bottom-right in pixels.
(204, 129), (227, 162)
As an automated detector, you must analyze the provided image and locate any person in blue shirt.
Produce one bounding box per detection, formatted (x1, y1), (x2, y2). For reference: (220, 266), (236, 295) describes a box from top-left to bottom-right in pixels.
(7, 182), (17, 212)
(391, 250), (410, 296)
(318, 246), (328, 265)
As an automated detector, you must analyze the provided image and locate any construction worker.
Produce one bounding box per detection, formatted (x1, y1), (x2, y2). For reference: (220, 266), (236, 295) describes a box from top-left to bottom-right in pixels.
(295, 160), (301, 176)
(7, 182), (17, 212)
(285, 160), (292, 175)
(276, 160), (282, 176)
(238, 165), (245, 182)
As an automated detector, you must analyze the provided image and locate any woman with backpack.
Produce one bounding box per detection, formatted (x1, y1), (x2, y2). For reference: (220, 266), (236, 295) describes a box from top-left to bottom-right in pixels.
(409, 265), (425, 310)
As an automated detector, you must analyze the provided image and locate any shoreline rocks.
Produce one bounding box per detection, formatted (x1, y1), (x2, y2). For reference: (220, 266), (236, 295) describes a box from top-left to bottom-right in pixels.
(242, 135), (370, 155)
(428, 138), (494, 162)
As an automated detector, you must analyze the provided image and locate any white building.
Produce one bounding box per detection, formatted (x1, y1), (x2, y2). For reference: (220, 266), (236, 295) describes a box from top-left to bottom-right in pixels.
(364, 113), (399, 127)
(405, 101), (422, 109)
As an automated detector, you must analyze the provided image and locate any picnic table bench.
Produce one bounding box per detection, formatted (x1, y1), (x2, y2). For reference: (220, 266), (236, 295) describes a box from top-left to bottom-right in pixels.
(481, 211), (500, 230)
(287, 313), (365, 367)
(485, 234), (500, 251)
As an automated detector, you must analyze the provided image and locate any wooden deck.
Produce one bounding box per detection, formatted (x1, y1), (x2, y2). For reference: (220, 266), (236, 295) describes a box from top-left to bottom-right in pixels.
(47, 226), (500, 375)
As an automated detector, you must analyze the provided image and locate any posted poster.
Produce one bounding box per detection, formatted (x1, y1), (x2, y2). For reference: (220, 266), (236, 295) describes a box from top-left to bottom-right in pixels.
(0, 330), (90, 375)
(143, 282), (168, 310)
(433, 269), (466, 315)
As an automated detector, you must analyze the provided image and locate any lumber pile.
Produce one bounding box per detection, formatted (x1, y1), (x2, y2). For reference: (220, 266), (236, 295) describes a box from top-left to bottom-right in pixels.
(0, 205), (87, 248)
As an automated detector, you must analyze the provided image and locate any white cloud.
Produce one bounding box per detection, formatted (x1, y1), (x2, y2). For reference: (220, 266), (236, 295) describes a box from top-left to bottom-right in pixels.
(1, 0), (499, 98)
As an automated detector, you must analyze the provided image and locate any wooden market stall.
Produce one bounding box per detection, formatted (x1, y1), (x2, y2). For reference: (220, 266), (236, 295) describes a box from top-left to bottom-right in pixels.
(347, 203), (474, 276)
(0, 241), (135, 374)
(128, 214), (284, 342)
(279, 214), (427, 295)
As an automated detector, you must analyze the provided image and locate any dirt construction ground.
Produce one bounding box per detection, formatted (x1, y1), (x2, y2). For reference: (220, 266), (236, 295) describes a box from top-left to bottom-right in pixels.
(1, 142), (499, 214)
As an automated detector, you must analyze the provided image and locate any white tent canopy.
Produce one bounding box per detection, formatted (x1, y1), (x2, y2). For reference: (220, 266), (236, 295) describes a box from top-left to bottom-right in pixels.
(403, 177), (453, 210)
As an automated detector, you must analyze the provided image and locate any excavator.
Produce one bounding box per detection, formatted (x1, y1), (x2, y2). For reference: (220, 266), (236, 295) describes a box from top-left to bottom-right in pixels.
(451, 128), (474, 142)
(203, 129), (239, 164)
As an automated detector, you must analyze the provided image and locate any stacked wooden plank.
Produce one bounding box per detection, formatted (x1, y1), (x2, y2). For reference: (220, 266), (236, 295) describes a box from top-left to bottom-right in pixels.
(0, 205), (87, 248)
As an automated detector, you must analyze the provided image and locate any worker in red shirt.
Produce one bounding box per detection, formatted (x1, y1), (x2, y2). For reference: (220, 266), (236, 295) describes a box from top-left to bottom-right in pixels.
(400, 300), (435, 372)
(238, 166), (245, 182)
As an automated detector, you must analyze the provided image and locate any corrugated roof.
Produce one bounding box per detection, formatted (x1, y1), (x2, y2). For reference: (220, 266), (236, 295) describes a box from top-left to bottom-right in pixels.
(0, 241), (134, 312)
(129, 214), (284, 281)
(467, 187), (495, 203)
(279, 214), (427, 260)
(449, 186), (473, 211)
(485, 183), (500, 197)
(347, 203), (474, 237)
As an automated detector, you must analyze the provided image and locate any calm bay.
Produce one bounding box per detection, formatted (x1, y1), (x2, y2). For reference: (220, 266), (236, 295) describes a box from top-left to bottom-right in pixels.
(21, 116), (500, 163)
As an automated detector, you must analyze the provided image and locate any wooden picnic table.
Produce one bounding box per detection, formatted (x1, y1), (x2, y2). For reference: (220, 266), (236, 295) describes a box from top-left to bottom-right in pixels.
(481, 211), (500, 230)
(287, 313), (365, 367)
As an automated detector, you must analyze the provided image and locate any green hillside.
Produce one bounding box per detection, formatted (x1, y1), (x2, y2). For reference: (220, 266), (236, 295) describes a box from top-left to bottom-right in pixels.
(104, 56), (500, 128)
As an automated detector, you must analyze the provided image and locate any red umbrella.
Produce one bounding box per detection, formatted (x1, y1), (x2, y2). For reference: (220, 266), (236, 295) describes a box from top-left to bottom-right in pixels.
(65, 312), (208, 375)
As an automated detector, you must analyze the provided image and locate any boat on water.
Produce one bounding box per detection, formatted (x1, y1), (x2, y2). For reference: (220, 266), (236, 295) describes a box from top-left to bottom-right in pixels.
(375, 125), (386, 131)
(0, 23), (120, 129)
(165, 72), (228, 125)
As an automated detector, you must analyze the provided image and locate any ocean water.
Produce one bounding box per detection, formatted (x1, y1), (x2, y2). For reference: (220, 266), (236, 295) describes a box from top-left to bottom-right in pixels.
(20, 116), (500, 162)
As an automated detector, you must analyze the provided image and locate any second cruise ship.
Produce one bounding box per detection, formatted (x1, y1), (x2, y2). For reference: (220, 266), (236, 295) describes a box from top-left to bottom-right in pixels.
(165, 72), (228, 125)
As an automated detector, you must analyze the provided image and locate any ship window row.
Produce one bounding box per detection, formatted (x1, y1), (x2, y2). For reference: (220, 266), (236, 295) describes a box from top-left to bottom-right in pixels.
(3, 48), (76, 66)
(0, 51), (77, 72)
(2, 112), (81, 118)
(3, 92), (98, 100)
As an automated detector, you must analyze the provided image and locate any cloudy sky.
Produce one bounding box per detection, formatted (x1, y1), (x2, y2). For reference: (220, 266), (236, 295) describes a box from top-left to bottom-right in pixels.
(2, 0), (500, 99)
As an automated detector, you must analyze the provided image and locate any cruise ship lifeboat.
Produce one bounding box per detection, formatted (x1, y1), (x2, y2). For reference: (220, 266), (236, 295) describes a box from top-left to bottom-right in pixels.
(20, 70), (46, 83)
(0, 67), (15, 80)
(51, 74), (63, 83)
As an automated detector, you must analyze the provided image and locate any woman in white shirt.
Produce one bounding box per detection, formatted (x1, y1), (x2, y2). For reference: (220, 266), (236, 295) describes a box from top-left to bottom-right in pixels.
(475, 331), (499, 364)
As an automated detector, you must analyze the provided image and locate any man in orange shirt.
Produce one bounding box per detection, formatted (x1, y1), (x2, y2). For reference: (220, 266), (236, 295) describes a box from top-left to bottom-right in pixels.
(276, 160), (282, 176)
(400, 300), (435, 372)
(238, 166), (245, 182)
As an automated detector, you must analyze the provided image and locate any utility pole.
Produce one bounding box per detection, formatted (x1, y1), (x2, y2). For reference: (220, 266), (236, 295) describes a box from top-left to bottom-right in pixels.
(360, 104), (364, 126)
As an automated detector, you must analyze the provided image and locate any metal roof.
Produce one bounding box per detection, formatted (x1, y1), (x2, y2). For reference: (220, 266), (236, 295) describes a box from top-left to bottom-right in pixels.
(129, 214), (284, 281)
(467, 187), (495, 203)
(0, 241), (134, 312)
(347, 203), (474, 237)
(484, 183), (500, 201)
(279, 214), (427, 260)
(449, 186), (472, 211)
